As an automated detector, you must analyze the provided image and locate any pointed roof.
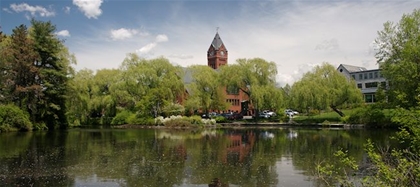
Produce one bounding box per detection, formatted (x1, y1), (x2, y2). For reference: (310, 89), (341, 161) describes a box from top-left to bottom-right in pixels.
(211, 32), (226, 50)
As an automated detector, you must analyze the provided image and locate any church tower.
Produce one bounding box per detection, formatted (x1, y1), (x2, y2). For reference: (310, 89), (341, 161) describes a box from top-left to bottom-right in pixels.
(207, 32), (228, 69)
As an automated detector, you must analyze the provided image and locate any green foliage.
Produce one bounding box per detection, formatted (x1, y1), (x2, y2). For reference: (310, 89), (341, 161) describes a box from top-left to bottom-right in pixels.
(392, 108), (420, 152)
(0, 104), (33, 132)
(375, 9), (420, 108)
(126, 114), (154, 125)
(290, 63), (363, 117)
(162, 103), (185, 117)
(316, 149), (358, 187)
(111, 110), (133, 125)
(346, 106), (393, 127)
(120, 54), (185, 118)
(187, 65), (226, 112)
(219, 58), (281, 112)
(29, 19), (74, 129)
(154, 115), (215, 127)
(214, 116), (228, 123)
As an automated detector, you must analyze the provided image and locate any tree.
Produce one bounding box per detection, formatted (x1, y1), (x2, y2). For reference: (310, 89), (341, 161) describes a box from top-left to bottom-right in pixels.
(118, 54), (185, 118)
(186, 65), (226, 114)
(1, 25), (41, 122)
(375, 9), (420, 108)
(66, 69), (94, 126)
(290, 63), (362, 116)
(29, 19), (75, 129)
(219, 58), (279, 113)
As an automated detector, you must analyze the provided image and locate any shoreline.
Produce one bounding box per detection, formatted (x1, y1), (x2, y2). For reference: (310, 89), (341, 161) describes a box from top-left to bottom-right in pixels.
(113, 122), (365, 129)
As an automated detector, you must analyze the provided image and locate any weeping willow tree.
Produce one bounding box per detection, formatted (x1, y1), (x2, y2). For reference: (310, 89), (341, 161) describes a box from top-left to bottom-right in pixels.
(219, 58), (283, 113)
(290, 63), (362, 116)
(185, 65), (227, 114)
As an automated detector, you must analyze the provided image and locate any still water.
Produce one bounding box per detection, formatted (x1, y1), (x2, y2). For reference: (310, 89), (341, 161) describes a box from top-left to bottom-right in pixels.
(0, 127), (397, 187)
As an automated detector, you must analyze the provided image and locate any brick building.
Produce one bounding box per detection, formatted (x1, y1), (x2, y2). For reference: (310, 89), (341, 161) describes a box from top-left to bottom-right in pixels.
(207, 32), (250, 114)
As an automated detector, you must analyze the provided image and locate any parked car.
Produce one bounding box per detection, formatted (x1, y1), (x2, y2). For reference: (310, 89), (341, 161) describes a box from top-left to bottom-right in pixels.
(285, 109), (299, 116)
(259, 112), (270, 118)
(262, 110), (276, 117)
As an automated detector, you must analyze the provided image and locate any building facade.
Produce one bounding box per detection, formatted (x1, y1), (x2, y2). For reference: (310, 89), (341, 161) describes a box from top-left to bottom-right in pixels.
(207, 32), (250, 114)
(337, 64), (387, 103)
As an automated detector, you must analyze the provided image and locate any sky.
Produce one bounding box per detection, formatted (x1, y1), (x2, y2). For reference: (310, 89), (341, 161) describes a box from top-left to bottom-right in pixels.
(1, 0), (418, 86)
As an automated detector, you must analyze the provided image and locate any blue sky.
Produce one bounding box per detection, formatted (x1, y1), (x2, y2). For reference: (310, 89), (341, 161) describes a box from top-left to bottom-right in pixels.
(1, 0), (418, 85)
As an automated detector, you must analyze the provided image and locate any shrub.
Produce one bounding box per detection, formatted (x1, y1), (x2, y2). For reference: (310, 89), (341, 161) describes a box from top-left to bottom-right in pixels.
(347, 106), (393, 127)
(111, 110), (133, 125)
(33, 122), (48, 131)
(126, 114), (154, 125)
(0, 104), (33, 132)
(155, 115), (216, 128)
(185, 115), (202, 125)
(162, 103), (185, 117)
(161, 116), (192, 128)
(215, 116), (228, 123)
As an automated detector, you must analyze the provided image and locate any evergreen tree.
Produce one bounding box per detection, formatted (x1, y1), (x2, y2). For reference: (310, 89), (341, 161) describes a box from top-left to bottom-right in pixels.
(29, 19), (74, 129)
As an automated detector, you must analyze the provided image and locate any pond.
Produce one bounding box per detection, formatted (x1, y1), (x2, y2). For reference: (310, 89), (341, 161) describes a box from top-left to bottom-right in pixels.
(0, 127), (397, 187)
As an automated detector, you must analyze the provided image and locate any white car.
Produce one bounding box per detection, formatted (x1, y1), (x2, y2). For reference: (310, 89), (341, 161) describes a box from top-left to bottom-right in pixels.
(262, 110), (276, 117)
(285, 109), (299, 116)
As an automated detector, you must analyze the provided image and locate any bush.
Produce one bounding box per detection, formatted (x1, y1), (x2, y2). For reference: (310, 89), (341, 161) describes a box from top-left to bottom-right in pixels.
(155, 115), (216, 128)
(162, 103), (185, 117)
(215, 116), (228, 123)
(111, 110), (133, 125)
(185, 115), (202, 125)
(126, 113), (154, 125)
(346, 106), (393, 127)
(0, 104), (33, 132)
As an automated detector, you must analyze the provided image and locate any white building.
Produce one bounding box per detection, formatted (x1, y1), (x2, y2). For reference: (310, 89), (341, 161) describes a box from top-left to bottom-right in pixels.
(337, 64), (387, 103)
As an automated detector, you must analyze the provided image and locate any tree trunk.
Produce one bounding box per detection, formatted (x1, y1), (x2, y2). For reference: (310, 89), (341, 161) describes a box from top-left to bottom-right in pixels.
(330, 105), (345, 117)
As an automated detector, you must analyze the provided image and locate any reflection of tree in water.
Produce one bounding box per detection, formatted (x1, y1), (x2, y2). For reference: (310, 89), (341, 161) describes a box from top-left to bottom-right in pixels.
(0, 128), (397, 186)
(0, 132), (74, 187)
(208, 177), (228, 187)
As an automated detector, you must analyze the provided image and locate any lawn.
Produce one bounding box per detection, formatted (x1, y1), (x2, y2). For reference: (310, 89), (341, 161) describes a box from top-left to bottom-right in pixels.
(293, 109), (354, 124)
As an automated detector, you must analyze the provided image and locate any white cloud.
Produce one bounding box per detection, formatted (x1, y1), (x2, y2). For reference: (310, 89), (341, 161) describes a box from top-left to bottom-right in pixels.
(136, 43), (157, 54)
(64, 6), (71, 14)
(110, 28), (138, 40)
(69, 1), (417, 85)
(2, 8), (12, 13)
(56, 30), (70, 37)
(156, 34), (168, 43)
(135, 34), (169, 55)
(73, 0), (103, 19)
(10, 3), (55, 17)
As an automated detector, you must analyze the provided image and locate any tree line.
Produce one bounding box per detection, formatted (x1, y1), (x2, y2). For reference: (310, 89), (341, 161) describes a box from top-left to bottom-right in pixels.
(1, 9), (420, 132)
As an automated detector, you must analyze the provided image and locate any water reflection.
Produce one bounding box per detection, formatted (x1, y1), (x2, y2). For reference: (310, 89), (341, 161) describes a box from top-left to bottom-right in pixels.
(0, 128), (398, 187)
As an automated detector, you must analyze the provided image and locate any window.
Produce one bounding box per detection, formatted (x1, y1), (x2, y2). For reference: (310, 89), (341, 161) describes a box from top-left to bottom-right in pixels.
(364, 94), (376, 103)
(226, 99), (240, 106)
(359, 74), (363, 80)
(369, 73), (373, 79)
(374, 72), (378, 78)
(365, 82), (377, 88)
(351, 75), (356, 80)
(364, 73), (368, 79)
(357, 83), (362, 89)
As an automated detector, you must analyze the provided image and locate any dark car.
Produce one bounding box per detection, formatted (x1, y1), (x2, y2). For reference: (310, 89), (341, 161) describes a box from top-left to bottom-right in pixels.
(231, 113), (243, 120)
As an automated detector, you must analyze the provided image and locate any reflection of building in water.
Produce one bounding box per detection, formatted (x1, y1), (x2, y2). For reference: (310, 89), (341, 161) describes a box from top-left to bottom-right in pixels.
(222, 131), (256, 163)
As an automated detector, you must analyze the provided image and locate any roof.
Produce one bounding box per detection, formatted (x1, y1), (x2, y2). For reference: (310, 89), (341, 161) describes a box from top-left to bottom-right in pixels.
(339, 64), (367, 73)
(211, 32), (226, 50)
